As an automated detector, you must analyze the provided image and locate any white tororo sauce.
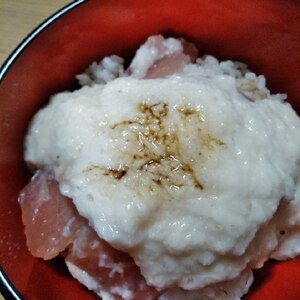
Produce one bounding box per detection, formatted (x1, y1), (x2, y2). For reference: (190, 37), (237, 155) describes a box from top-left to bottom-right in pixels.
(25, 72), (300, 290)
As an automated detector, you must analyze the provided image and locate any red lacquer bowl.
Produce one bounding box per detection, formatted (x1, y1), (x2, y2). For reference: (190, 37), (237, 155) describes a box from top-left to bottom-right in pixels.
(0, 1), (299, 299)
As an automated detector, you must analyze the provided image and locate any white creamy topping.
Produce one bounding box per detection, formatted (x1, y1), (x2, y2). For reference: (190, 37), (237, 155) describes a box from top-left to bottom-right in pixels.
(25, 72), (300, 290)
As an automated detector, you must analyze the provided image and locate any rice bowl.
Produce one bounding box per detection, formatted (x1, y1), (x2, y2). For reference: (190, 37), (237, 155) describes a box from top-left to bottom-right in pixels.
(0, 1), (300, 299)
(18, 35), (300, 299)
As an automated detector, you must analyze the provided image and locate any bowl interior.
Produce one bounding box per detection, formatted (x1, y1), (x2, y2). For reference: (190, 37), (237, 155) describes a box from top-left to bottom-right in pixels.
(0, 0), (300, 299)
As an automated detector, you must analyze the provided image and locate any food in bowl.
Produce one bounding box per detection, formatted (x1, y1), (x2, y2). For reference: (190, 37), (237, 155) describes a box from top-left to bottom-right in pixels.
(18, 35), (300, 299)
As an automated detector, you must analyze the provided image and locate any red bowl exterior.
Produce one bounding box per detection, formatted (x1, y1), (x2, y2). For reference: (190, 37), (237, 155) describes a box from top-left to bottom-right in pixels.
(0, 0), (299, 299)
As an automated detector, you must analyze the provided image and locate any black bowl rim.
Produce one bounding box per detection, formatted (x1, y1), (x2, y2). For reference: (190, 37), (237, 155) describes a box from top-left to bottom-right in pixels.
(0, 1), (85, 299)
(0, 267), (23, 300)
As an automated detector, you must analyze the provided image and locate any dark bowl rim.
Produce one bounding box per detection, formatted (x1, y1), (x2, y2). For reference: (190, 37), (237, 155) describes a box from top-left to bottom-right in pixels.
(0, 267), (23, 300)
(0, 1), (85, 299)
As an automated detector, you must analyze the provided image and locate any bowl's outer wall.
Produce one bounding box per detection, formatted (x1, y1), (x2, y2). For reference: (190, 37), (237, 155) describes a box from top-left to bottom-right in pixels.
(0, 0), (299, 299)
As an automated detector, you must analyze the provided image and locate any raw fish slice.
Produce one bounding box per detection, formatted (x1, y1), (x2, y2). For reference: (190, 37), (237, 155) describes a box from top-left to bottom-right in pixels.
(77, 35), (198, 85)
(145, 52), (191, 79)
(19, 169), (160, 299)
(128, 35), (198, 79)
(145, 38), (198, 78)
(18, 169), (85, 259)
(66, 225), (161, 300)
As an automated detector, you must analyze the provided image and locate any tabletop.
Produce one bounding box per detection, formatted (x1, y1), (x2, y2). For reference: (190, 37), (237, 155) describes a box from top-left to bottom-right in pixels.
(0, 1), (73, 299)
(0, 0), (72, 67)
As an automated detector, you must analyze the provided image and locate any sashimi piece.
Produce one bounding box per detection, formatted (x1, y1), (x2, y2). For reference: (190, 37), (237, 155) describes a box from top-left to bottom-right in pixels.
(145, 52), (191, 79)
(18, 168), (257, 300)
(18, 168), (85, 259)
(144, 38), (198, 79)
(77, 35), (198, 85)
(18, 169), (160, 299)
(181, 39), (198, 61)
(128, 35), (198, 79)
(66, 225), (161, 300)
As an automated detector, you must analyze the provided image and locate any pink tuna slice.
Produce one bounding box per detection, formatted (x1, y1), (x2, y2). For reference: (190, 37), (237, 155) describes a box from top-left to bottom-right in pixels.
(18, 169), (85, 259)
(145, 38), (198, 79)
(127, 35), (198, 79)
(18, 168), (161, 299)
